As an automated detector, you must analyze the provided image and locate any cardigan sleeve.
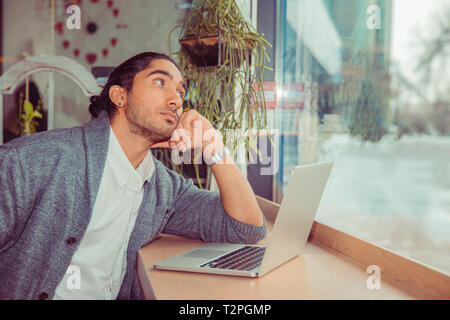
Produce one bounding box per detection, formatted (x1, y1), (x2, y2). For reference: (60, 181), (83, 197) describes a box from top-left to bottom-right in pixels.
(0, 146), (31, 252)
(162, 172), (267, 244)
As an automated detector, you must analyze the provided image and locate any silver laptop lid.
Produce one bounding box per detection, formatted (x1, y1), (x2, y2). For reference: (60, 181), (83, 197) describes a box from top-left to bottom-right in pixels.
(258, 162), (333, 277)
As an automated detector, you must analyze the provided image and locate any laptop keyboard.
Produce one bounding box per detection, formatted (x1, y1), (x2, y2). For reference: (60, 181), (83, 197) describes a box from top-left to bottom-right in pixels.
(200, 246), (266, 271)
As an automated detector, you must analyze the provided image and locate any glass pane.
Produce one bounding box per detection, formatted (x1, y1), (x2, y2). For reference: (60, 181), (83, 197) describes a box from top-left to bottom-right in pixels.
(274, 0), (450, 274)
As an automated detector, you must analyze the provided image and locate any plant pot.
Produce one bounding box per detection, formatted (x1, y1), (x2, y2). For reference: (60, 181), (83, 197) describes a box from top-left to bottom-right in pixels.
(179, 33), (251, 68)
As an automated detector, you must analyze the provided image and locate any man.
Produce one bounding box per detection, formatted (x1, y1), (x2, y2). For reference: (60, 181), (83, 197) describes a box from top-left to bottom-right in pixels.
(0, 52), (266, 300)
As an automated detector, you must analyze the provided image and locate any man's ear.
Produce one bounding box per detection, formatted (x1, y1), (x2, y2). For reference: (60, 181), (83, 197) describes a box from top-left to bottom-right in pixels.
(109, 85), (127, 108)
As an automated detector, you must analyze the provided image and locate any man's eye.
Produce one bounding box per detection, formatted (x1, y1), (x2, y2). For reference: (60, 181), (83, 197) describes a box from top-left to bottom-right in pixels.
(177, 91), (185, 98)
(155, 79), (164, 86)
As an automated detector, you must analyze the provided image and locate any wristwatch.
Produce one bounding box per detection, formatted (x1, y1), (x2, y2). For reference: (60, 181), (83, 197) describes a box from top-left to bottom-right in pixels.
(204, 147), (230, 165)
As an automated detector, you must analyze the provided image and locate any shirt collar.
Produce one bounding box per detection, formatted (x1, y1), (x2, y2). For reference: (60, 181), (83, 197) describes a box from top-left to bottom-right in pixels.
(107, 126), (155, 188)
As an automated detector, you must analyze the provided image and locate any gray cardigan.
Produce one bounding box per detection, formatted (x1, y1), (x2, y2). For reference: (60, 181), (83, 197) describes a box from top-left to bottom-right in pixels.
(0, 111), (266, 300)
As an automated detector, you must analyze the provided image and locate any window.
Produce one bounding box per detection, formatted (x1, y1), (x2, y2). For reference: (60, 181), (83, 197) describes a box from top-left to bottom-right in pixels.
(271, 0), (450, 274)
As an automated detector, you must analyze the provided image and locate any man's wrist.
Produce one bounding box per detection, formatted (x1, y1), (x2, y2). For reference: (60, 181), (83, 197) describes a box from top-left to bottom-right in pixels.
(204, 146), (230, 166)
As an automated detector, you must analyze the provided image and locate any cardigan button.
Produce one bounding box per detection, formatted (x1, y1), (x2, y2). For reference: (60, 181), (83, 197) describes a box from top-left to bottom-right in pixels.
(38, 292), (48, 300)
(66, 237), (76, 245)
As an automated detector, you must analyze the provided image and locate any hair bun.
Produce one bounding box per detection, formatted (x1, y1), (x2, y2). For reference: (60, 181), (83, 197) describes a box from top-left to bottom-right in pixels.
(88, 95), (103, 118)
(90, 95), (101, 104)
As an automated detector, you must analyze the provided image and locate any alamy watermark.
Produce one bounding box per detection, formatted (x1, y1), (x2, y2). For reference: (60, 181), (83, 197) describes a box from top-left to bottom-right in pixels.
(366, 4), (381, 30)
(65, 264), (81, 290)
(66, 5), (81, 30)
(366, 265), (381, 290)
(167, 122), (279, 175)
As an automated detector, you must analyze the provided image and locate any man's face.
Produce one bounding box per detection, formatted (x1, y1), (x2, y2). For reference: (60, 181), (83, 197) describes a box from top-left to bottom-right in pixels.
(124, 58), (186, 143)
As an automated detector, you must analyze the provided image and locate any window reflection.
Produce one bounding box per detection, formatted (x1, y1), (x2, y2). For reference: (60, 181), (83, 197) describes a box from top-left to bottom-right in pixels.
(274, 0), (450, 273)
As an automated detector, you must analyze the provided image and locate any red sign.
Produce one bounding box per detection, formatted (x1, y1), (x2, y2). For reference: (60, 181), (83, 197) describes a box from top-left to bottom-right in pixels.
(253, 81), (277, 109)
(253, 82), (306, 109)
(278, 82), (304, 109)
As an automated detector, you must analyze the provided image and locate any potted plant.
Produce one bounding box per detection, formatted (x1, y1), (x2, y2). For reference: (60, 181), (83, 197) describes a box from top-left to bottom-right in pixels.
(163, 0), (272, 188)
(16, 53), (44, 137)
(16, 79), (44, 137)
(18, 97), (43, 136)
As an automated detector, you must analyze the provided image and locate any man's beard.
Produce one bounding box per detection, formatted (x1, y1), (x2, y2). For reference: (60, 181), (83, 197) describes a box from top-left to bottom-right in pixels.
(124, 99), (177, 144)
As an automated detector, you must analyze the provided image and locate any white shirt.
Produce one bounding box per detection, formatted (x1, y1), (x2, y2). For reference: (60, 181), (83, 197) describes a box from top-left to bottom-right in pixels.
(53, 127), (154, 299)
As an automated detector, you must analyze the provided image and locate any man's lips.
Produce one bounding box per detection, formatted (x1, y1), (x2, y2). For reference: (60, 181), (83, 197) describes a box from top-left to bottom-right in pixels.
(160, 111), (178, 123)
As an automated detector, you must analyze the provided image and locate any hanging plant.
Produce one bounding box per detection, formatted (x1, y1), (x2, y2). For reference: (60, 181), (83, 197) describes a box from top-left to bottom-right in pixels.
(165, 0), (272, 188)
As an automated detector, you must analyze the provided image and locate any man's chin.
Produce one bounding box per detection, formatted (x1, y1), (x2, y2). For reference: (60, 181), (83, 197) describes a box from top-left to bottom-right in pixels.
(127, 121), (172, 144)
(152, 126), (175, 144)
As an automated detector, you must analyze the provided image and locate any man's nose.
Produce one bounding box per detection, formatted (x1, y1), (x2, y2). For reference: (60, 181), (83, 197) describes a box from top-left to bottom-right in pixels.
(168, 88), (183, 110)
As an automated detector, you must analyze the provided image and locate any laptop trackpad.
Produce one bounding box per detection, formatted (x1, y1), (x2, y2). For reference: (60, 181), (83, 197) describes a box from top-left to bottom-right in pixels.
(182, 249), (229, 259)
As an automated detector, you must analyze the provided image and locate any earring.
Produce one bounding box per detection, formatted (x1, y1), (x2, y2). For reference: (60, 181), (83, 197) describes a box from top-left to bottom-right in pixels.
(117, 101), (123, 106)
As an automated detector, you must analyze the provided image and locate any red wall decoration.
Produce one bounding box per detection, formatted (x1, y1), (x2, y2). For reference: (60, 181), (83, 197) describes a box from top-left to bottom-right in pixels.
(56, 0), (127, 65)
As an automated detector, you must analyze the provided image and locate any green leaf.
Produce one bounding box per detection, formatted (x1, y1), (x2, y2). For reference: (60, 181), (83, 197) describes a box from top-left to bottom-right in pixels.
(23, 100), (33, 115)
(33, 111), (43, 118)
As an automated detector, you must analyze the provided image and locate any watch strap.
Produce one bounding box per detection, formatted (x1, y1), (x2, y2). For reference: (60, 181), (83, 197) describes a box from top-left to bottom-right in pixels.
(204, 147), (230, 165)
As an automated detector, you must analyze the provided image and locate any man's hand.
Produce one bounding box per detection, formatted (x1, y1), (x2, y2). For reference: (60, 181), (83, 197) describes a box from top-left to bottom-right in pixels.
(151, 110), (224, 159)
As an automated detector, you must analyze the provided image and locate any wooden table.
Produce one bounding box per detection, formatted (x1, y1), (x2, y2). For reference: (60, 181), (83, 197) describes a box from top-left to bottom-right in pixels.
(137, 220), (418, 300)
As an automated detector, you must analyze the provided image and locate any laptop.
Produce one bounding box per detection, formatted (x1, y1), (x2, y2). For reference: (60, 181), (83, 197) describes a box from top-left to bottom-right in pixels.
(154, 161), (333, 278)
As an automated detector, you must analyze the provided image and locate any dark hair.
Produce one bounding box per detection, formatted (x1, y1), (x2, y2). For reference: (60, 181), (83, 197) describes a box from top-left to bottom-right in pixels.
(89, 52), (182, 118)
